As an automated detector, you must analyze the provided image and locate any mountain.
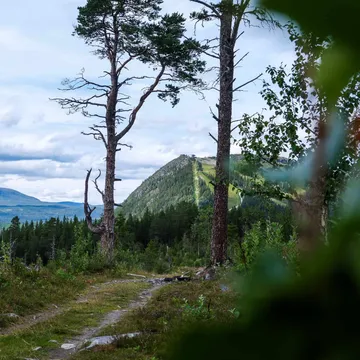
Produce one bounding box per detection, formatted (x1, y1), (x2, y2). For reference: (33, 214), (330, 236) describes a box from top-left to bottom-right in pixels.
(118, 154), (250, 218)
(0, 188), (103, 226)
(0, 188), (43, 206)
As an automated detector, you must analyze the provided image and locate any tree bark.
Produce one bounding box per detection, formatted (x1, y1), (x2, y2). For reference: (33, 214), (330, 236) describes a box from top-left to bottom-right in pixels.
(293, 174), (327, 254)
(100, 57), (118, 262)
(210, 2), (234, 266)
(101, 140), (116, 261)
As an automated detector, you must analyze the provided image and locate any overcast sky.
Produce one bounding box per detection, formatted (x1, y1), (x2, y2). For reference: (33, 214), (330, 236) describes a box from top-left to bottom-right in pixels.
(0, 0), (295, 204)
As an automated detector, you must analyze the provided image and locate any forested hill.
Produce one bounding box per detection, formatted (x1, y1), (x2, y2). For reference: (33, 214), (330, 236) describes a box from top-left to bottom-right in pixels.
(118, 154), (247, 218)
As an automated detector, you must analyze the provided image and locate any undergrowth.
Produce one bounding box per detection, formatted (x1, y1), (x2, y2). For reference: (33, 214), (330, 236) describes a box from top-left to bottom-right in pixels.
(0, 281), (149, 360)
(0, 261), (84, 328)
(72, 279), (238, 360)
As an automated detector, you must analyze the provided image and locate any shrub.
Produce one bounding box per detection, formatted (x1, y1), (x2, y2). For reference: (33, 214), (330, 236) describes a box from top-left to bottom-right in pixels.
(181, 294), (214, 321)
(69, 225), (91, 273)
(235, 221), (299, 272)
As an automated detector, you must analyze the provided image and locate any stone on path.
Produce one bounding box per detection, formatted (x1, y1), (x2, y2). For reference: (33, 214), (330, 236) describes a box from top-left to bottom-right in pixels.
(86, 332), (141, 349)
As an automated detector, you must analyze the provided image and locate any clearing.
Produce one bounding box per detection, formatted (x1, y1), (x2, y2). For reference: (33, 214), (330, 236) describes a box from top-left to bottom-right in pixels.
(0, 273), (237, 360)
(0, 276), (164, 360)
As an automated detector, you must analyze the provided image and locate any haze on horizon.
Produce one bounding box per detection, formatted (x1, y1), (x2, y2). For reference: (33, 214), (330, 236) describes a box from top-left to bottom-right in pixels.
(0, 0), (294, 204)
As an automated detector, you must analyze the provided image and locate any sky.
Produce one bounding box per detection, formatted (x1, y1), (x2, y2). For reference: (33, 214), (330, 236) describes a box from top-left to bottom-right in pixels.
(0, 0), (295, 204)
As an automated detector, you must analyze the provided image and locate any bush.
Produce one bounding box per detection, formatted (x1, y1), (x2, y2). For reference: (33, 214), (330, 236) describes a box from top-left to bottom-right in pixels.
(69, 225), (91, 273)
(235, 221), (299, 272)
(182, 294), (214, 321)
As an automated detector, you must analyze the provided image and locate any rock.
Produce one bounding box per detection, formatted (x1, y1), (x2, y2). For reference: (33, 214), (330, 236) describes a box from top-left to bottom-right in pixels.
(204, 267), (216, 281)
(48, 340), (58, 344)
(195, 267), (206, 276)
(147, 278), (164, 285)
(86, 332), (141, 349)
(127, 273), (146, 278)
(61, 343), (76, 350)
(32, 346), (42, 351)
(2, 313), (19, 318)
(86, 335), (116, 349)
(220, 284), (230, 292)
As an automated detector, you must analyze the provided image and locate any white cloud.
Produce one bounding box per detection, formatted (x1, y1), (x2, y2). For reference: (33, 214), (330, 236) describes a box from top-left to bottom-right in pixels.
(0, 0), (295, 204)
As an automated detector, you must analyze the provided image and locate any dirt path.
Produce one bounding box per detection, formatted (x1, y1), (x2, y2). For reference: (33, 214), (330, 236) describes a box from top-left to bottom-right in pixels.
(47, 281), (164, 359)
(0, 278), (155, 337)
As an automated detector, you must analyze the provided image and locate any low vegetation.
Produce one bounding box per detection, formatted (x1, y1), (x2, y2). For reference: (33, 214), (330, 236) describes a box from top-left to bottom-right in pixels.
(71, 279), (238, 360)
(0, 279), (149, 360)
(0, 262), (84, 328)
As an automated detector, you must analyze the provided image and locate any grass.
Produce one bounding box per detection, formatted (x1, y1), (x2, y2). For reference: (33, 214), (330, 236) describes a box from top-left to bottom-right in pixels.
(0, 264), (86, 328)
(72, 279), (238, 360)
(0, 280), (150, 360)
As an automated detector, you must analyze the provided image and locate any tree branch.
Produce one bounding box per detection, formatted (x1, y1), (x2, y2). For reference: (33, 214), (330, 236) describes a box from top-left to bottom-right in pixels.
(115, 65), (166, 142)
(82, 126), (107, 148)
(233, 73), (262, 92)
(93, 169), (105, 200)
(209, 132), (218, 143)
(231, 17), (242, 47)
(190, 0), (221, 17)
(209, 105), (219, 121)
(84, 169), (104, 235)
(116, 55), (134, 75)
(116, 142), (133, 151)
(118, 75), (156, 89)
(50, 94), (107, 114)
(234, 52), (249, 68)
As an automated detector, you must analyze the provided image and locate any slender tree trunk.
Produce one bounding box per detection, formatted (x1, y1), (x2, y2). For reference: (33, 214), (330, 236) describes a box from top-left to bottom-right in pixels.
(101, 140), (116, 261)
(210, 4), (234, 265)
(294, 174), (327, 254)
(321, 202), (328, 243)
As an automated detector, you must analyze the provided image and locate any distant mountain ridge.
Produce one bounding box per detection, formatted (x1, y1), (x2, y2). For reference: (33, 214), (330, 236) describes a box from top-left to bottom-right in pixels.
(0, 188), (103, 226)
(0, 188), (42, 206)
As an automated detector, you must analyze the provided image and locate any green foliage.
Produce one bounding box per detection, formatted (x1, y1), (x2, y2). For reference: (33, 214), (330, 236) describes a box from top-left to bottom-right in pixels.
(164, 2), (360, 360)
(260, 0), (360, 104)
(119, 155), (198, 218)
(233, 221), (298, 272)
(181, 294), (214, 321)
(69, 224), (91, 273)
(0, 236), (12, 266)
(236, 23), (360, 203)
(119, 154), (271, 220)
(73, 0), (205, 107)
(0, 261), (83, 325)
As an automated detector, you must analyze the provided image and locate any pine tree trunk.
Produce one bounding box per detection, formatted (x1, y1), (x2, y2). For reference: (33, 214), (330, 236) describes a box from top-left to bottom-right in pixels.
(99, 59), (118, 262)
(101, 140), (116, 262)
(210, 5), (234, 266)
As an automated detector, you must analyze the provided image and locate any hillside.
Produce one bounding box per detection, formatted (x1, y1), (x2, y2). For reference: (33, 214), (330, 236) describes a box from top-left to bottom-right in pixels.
(0, 188), (42, 206)
(118, 154), (248, 218)
(0, 188), (103, 226)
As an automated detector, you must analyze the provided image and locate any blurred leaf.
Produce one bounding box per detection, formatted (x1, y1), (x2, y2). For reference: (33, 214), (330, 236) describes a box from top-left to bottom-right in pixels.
(260, 0), (360, 103)
(317, 44), (360, 104)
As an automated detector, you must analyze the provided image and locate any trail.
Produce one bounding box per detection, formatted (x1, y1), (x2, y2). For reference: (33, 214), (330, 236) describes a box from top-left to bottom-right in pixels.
(0, 278), (147, 337)
(47, 279), (165, 360)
